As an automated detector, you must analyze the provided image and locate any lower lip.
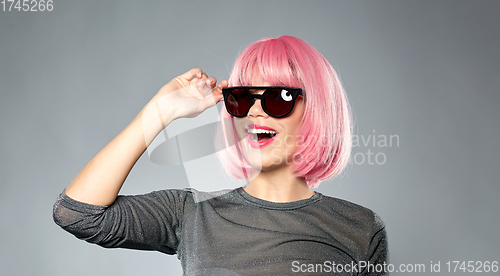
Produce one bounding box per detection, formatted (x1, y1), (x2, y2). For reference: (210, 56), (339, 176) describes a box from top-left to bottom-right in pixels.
(247, 134), (277, 148)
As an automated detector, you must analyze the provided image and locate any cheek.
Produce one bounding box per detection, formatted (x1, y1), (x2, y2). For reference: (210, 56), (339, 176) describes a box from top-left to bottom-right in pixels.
(286, 101), (305, 135)
(233, 118), (248, 138)
(280, 101), (305, 150)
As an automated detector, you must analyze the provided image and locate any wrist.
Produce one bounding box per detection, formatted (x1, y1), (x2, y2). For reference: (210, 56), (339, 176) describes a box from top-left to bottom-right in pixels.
(138, 98), (176, 147)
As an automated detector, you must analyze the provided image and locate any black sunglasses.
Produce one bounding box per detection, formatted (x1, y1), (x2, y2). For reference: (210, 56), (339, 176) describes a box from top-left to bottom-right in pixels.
(222, 86), (303, 118)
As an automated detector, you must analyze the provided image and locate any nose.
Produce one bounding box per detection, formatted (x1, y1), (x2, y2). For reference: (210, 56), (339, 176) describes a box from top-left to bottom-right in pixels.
(248, 98), (268, 118)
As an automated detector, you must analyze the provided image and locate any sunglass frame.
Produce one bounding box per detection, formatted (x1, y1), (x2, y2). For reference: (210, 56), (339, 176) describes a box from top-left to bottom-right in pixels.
(222, 86), (303, 118)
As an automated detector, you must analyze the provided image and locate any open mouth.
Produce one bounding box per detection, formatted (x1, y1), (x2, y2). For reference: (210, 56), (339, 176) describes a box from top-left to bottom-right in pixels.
(247, 128), (278, 142)
(244, 124), (279, 148)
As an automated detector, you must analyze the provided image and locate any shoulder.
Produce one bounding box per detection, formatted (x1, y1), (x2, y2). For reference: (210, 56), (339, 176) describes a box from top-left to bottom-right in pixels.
(315, 193), (386, 233)
(117, 189), (193, 204)
(120, 188), (238, 210)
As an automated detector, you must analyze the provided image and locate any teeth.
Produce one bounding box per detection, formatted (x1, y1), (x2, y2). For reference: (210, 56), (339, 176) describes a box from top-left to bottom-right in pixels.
(246, 128), (277, 143)
(246, 128), (277, 135)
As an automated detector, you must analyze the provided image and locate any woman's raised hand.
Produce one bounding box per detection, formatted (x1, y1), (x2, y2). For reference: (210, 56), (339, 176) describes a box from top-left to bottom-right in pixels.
(149, 68), (228, 122)
(139, 68), (228, 147)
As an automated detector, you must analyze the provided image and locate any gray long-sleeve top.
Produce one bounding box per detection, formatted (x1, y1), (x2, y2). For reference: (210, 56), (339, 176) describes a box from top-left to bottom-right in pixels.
(53, 188), (388, 275)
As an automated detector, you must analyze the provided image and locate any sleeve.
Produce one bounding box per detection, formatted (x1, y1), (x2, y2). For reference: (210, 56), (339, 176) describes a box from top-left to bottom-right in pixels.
(360, 212), (389, 275)
(52, 189), (192, 255)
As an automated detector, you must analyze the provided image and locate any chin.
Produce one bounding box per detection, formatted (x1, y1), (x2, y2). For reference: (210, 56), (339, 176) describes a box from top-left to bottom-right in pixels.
(245, 151), (291, 171)
(239, 136), (297, 170)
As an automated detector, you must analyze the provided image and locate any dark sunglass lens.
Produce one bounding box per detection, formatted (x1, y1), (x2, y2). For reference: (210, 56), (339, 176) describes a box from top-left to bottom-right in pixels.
(265, 88), (295, 117)
(226, 88), (252, 116)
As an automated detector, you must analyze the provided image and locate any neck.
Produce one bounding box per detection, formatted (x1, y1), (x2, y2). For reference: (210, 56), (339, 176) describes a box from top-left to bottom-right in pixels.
(243, 166), (314, 203)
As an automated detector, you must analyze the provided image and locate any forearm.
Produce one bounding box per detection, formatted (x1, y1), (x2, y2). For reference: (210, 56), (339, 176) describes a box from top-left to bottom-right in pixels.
(64, 105), (173, 206)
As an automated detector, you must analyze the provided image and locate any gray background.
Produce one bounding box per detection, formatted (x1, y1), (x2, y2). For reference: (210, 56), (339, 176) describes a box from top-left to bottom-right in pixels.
(1, 0), (499, 275)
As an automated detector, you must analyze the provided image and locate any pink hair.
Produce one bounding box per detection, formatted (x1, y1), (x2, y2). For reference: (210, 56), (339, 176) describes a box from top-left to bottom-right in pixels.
(215, 36), (352, 188)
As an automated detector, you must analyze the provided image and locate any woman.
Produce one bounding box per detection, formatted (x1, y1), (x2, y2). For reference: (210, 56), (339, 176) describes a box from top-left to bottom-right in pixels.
(53, 36), (388, 275)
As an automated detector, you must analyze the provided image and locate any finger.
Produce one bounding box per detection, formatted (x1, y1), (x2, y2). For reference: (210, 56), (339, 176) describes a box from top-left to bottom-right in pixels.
(189, 74), (210, 87)
(192, 74), (216, 92)
(218, 80), (229, 89)
(214, 80), (228, 96)
(196, 78), (214, 96)
(186, 74), (219, 99)
(177, 68), (203, 82)
(203, 80), (228, 106)
(207, 76), (217, 89)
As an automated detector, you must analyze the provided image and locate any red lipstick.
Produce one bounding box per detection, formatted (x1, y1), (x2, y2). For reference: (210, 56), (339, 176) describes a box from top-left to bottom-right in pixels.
(245, 124), (279, 148)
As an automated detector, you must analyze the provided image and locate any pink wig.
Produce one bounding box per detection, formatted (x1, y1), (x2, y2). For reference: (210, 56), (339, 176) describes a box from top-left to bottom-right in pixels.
(216, 36), (352, 188)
